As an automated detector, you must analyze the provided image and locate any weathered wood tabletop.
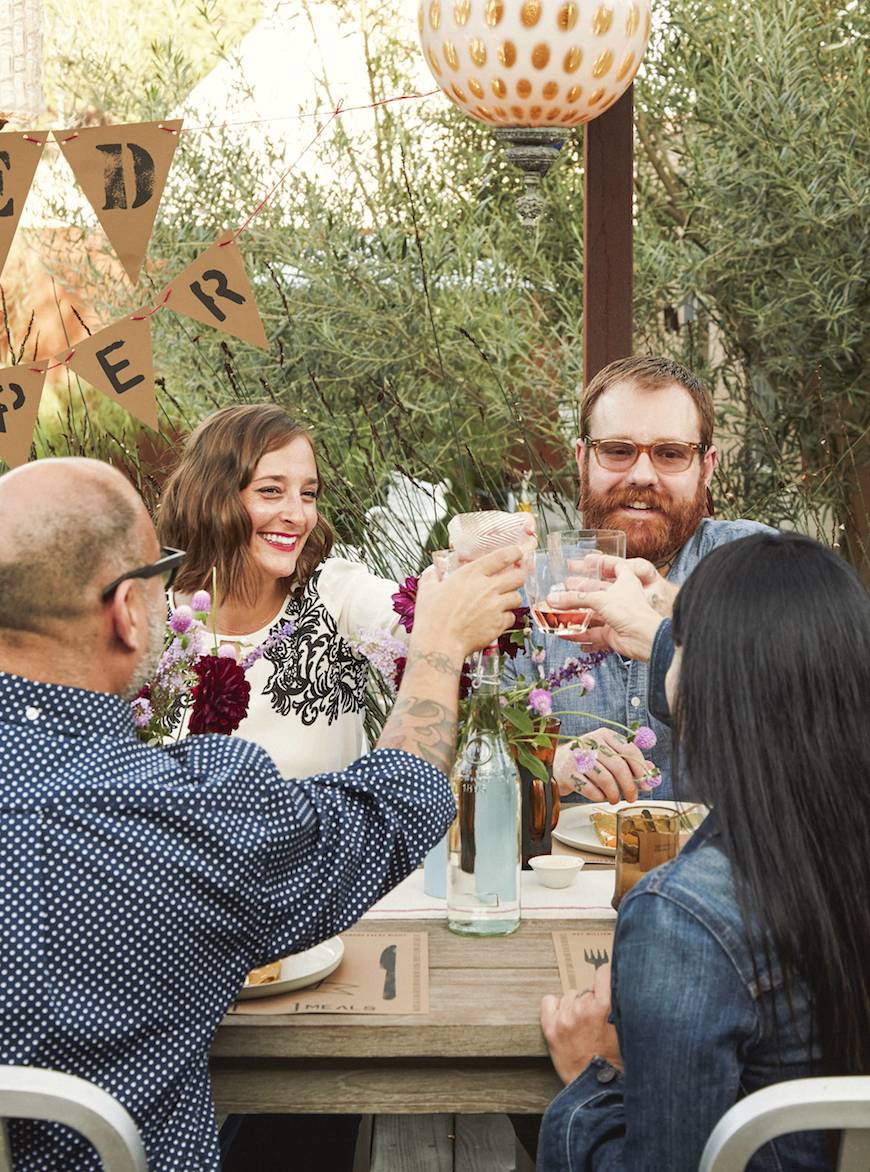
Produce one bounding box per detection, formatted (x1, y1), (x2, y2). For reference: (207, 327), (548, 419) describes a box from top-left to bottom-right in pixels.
(209, 917), (591, 1116)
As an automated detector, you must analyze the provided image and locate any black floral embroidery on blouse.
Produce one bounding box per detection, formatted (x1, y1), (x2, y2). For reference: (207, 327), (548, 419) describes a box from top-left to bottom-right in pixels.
(261, 567), (368, 725)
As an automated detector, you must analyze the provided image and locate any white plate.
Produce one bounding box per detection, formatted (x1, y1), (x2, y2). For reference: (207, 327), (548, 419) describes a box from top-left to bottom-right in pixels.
(238, 937), (345, 1000)
(552, 801), (707, 856)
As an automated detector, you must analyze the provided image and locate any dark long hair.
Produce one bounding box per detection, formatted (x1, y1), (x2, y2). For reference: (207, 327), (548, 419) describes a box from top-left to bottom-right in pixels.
(670, 532), (870, 1074)
(157, 405), (334, 606)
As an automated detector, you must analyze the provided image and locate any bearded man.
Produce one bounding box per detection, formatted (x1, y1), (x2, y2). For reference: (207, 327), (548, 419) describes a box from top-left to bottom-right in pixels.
(507, 355), (774, 802)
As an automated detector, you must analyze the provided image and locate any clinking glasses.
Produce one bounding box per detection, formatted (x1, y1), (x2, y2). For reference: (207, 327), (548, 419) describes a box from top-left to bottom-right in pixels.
(583, 436), (709, 474)
(101, 546), (187, 600)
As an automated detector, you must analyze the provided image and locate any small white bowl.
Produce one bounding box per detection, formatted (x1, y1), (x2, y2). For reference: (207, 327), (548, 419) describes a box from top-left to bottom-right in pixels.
(528, 855), (585, 889)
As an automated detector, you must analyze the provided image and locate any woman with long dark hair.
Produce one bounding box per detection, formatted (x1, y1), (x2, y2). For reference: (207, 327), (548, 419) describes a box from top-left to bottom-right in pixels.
(538, 532), (870, 1170)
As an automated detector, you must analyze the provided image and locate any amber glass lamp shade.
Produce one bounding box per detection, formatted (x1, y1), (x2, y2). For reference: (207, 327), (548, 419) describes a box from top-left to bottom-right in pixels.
(419, 0), (651, 128)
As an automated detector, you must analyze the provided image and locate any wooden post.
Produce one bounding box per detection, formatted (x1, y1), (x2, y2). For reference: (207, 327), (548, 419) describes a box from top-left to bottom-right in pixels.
(583, 85), (634, 385)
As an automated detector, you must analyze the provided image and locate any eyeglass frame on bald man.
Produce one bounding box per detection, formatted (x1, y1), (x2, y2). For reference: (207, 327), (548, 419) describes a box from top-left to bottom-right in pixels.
(101, 547), (187, 601)
(582, 436), (710, 475)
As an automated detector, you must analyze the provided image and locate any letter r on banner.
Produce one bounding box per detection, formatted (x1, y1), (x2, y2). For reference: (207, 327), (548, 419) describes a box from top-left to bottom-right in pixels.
(164, 232), (269, 351)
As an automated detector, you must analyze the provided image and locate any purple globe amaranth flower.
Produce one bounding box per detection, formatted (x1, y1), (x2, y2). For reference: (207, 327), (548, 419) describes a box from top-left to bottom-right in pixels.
(632, 725), (657, 751)
(528, 688), (553, 716)
(218, 643), (239, 661)
(531, 648), (546, 664)
(131, 696), (152, 729)
(191, 590), (211, 614)
(579, 671), (596, 692)
(572, 747), (598, 773)
(391, 576), (419, 633)
(169, 605), (194, 635)
(639, 768), (663, 790)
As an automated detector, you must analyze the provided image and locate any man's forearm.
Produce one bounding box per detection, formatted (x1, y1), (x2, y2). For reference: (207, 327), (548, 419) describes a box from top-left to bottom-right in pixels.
(376, 644), (463, 775)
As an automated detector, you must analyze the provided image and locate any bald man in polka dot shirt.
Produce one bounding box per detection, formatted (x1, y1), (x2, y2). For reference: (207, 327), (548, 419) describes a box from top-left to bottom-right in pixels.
(0, 458), (525, 1171)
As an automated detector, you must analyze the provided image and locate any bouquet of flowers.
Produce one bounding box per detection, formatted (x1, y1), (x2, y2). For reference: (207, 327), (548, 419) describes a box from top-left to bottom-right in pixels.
(131, 590), (294, 744)
(355, 574), (661, 786)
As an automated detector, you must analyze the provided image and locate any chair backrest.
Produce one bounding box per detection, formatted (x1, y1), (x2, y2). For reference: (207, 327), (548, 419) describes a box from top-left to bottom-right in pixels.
(0, 1066), (147, 1172)
(699, 1076), (870, 1172)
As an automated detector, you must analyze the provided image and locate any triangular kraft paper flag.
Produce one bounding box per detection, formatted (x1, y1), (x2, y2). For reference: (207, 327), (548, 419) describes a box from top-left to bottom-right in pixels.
(68, 315), (158, 430)
(0, 360), (48, 469)
(53, 120), (182, 284)
(164, 232), (269, 350)
(0, 131), (49, 278)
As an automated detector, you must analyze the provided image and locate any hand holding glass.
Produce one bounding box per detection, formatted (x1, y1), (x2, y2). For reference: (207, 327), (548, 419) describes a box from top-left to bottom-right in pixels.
(525, 547), (603, 635)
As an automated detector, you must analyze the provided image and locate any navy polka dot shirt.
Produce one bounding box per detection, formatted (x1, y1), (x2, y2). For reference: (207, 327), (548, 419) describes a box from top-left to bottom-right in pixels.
(0, 671), (454, 1170)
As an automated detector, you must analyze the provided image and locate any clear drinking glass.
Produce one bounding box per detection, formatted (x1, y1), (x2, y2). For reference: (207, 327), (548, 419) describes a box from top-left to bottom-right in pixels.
(546, 529), (627, 561)
(612, 804), (680, 910)
(524, 547), (603, 636)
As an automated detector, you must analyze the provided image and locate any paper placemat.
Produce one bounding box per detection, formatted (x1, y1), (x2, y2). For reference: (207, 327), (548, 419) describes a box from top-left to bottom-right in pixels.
(364, 868), (617, 921)
(231, 932), (429, 1015)
(553, 927), (616, 992)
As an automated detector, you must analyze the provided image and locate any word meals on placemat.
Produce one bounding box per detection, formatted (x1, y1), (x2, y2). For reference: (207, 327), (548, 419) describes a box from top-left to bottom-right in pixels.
(231, 932), (429, 1015)
(553, 927), (616, 992)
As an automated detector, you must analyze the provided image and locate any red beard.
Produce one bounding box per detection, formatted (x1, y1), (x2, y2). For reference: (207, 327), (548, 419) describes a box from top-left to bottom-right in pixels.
(581, 467), (708, 564)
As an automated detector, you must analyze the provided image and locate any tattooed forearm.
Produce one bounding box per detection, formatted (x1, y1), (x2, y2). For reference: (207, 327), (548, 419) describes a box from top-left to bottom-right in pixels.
(403, 648), (462, 676)
(378, 696), (458, 776)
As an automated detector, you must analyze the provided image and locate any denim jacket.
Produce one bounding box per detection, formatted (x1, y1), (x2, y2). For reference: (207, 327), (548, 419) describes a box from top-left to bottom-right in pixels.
(505, 519), (773, 798)
(537, 623), (827, 1172)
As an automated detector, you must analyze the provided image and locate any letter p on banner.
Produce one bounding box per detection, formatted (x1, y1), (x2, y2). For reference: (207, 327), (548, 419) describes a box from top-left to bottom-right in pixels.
(0, 362), (48, 469)
(164, 232), (269, 351)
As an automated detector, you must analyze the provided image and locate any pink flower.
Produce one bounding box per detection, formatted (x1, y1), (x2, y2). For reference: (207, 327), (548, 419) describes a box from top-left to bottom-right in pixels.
(531, 648), (546, 664)
(528, 688), (553, 716)
(217, 643), (239, 660)
(572, 747), (598, 773)
(579, 671), (596, 692)
(191, 590), (211, 614)
(131, 696), (152, 729)
(169, 605), (194, 634)
(391, 576), (419, 633)
(640, 769), (663, 790)
(632, 726), (657, 751)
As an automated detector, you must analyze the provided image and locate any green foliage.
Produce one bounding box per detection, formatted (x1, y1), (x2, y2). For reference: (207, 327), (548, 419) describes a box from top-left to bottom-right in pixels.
(19, 0), (869, 579)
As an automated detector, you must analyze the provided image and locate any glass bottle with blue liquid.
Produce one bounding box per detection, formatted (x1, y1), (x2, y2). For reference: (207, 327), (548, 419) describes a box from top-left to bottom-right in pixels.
(445, 648), (521, 936)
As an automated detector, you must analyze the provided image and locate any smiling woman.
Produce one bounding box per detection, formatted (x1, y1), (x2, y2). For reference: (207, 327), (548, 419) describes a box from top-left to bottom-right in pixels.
(156, 404), (406, 779)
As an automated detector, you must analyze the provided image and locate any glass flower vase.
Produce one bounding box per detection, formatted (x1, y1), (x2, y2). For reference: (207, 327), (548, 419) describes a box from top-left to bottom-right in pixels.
(447, 650), (521, 937)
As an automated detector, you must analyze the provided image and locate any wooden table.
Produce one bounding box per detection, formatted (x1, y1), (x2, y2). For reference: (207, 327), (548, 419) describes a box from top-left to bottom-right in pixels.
(209, 917), (588, 1116)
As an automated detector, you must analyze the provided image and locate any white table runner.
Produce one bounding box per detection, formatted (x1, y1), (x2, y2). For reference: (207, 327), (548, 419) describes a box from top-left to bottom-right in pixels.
(364, 866), (617, 921)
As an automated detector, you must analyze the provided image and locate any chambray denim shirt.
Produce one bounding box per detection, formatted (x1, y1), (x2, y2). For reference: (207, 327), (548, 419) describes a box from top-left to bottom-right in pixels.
(538, 619), (826, 1172)
(538, 815), (826, 1171)
(505, 519), (774, 798)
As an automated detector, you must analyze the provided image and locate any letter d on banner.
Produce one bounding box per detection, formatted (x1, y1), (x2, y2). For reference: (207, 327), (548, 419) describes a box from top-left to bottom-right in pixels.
(68, 316), (158, 430)
(164, 231), (269, 351)
(54, 120), (182, 284)
(0, 361), (48, 469)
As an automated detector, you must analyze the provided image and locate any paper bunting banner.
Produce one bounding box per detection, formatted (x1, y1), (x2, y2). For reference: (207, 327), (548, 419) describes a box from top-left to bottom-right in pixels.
(67, 316), (158, 429)
(0, 131), (49, 278)
(53, 119), (183, 285)
(0, 361), (48, 469)
(165, 231), (269, 350)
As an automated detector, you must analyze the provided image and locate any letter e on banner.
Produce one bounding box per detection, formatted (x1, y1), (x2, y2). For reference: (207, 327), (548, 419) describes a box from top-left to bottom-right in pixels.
(53, 120), (182, 284)
(0, 362), (48, 469)
(0, 132), (49, 279)
(67, 316), (158, 430)
(164, 232), (269, 350)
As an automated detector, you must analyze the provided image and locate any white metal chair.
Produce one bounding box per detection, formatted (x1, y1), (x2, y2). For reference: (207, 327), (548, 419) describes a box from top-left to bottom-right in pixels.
(0, 1066), (147, 1172)
(699, 1076), (870, 1172)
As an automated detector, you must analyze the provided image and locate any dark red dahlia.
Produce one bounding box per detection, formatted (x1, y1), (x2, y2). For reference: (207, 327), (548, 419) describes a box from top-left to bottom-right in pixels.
(497, 606), (530, 660)
(391, 575), (419, 633)
(189, 655), (251, 735)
